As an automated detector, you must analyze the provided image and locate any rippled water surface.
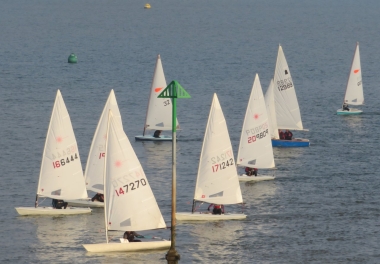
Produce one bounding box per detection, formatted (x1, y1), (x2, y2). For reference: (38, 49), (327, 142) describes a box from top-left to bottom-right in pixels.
(1, 0), (380, 263)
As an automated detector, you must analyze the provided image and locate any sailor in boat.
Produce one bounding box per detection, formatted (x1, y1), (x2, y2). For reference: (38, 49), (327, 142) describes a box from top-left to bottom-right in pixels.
(245, 167), (258, 176)
(52, 199), (68, 209)
(123, 231), (144, 242)
(279, 130), (285, 140)
(91, 193), (104, 202)
(207, 204), (225, 215)
(153, 130), (162, 138)
(284, 130), (293, 140)
(342, 103), (350, 111)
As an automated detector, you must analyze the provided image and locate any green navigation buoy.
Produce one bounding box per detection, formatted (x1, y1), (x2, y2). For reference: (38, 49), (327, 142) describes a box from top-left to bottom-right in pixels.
(68, 53), (77, 63)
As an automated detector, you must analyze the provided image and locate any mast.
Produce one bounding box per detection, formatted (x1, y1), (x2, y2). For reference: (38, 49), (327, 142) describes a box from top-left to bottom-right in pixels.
(142, 55), (161, 136)
(191, 94), (215, 210)
(36, 90), (59, 205)
(104, 110), (112, 243)
(343, 42), (359, 105)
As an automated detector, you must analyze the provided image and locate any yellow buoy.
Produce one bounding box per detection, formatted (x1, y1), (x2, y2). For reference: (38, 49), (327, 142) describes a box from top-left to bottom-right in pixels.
(144, 3), (151, 9)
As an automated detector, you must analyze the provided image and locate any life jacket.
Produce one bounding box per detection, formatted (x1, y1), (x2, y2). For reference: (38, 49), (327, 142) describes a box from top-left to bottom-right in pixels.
(214, 204), (221, 209)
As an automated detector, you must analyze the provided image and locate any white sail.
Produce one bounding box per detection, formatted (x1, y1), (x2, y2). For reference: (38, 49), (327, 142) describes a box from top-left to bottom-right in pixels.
(36, 90), (87, 200)
(105, 112), (166, 232)
(85, 89), (123, 193)
(193, 94), (243, 205)
(144, 54), (179, 132)
(264, 79), (279, 139)
(237, 74), (275, 169)
(344, 42), (364, 105)
(273, 45), (304, 130)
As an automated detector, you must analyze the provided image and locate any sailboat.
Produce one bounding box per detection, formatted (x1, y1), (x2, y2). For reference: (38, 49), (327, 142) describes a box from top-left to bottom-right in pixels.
(15, 90), (91, 215)
(176, 94), (246, 221)
(83, 111), (170, 252)
(66, 89), (123, 208)
(270, 45), (310, 147)
(237, 74), (276, 182)
(337, 42), (364, 115)
(135, 54), (179, 141)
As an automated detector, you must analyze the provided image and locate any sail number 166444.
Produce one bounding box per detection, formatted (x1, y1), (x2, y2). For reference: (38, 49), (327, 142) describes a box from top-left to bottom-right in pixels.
(212, 158), (234, 172)
(52, 153), (79, 169)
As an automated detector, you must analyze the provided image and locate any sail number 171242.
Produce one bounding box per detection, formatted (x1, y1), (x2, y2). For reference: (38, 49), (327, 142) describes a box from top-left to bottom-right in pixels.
(212, 158), (234, 172)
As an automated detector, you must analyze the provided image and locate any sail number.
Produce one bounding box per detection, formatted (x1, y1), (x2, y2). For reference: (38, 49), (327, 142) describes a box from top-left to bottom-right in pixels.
(248, 129), (269, 143)
(115, 179), (147, 196)
(212, 158), (234, 172)
(277, 77), (293, 91)
(163, 100), (170, 106)
(52, 153), (79, 169)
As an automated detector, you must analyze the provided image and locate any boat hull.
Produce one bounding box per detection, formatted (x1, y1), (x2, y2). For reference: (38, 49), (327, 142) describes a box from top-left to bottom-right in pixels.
(83, 241), (171, 253)
(135, 135), (172, 141)
(239, 174), (275, 182)
(336, 108), (363, 115)
(272, 138), (310, 147)
(176, 212), (246, 221)
(66, 199), (104, 208)
(15, 207), (92, 216)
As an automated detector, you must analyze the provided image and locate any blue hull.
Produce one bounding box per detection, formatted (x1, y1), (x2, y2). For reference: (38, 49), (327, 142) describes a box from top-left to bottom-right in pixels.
(272, 139), (310, 147)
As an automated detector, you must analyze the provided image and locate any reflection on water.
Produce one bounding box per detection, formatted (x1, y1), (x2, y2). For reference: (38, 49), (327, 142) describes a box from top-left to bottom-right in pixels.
(342, 115), (363, 129)
(185, 221), (245, 262)
(140, 141), (173, 171)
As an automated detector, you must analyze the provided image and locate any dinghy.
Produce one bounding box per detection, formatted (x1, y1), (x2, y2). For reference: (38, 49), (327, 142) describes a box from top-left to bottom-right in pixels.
(135, 55), (179, 141)
(337, 42), (364, 115)
(15, 90), (91, 216)
(176, 94), (246, 221)
(270, 45), (310, 147)
(83, 111), (170, 252)
(66, 90), (123, 208)
(237, 74), (276, 182)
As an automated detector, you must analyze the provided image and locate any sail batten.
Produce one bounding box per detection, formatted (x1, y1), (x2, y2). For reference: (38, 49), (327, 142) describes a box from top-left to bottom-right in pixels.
(85, 90), (123, 194)
(273, 45), (304, 130)
(144, 54), (179, 131)
(193, 94), (243, 205)
(36, 90), (87, 200)
(237, 74), (275, 169)
(343, 42), (364, 106)
(105, 112), (166, 232)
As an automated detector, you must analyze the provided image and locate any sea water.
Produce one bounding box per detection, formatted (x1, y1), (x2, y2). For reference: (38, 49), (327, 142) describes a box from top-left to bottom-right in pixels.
(1, 0), (380, 263)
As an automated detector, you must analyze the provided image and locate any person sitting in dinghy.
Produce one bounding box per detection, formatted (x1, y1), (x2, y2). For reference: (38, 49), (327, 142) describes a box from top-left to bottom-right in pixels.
(208, 204), (225, 215)
(153, 130), (162, 138)
(91, 193), (104, 202)
(284, 130), (293, 140)
(245, 167), (258, 176)
(342, 103), (350, 111)
(52, 199), (68, 209)
(279, 130), (285, 140)
(123, 231), (144, 242)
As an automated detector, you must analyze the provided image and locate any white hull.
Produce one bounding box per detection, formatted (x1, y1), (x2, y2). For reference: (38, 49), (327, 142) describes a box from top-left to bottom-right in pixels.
(176, 212), (246, 221)
(66, 199), (104, 208)
(336, 108), (363, 115)
(83, 240), (171, 253)
(15, 207), (92, 216)
(239, 174), (275, 182)
(135, 135), (172, 141)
